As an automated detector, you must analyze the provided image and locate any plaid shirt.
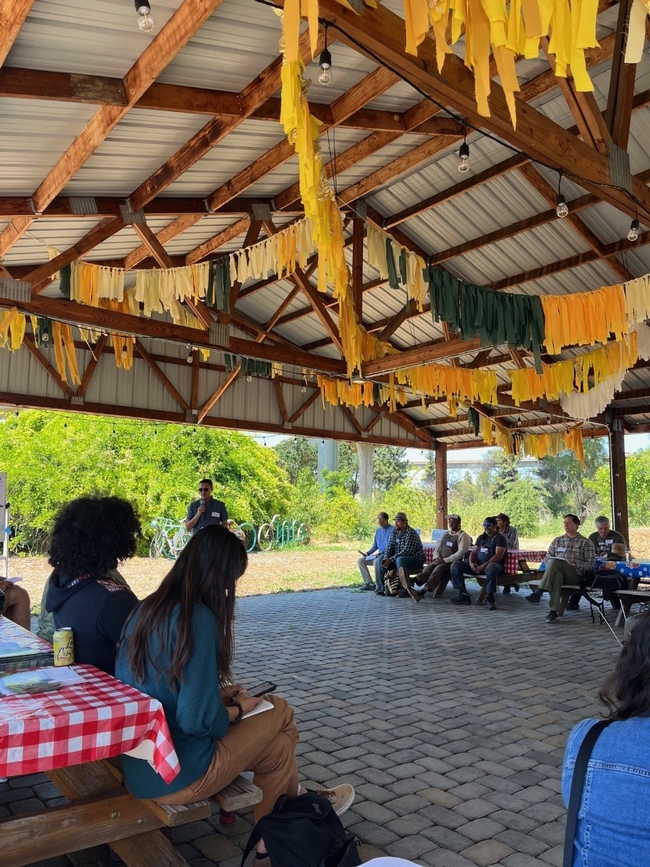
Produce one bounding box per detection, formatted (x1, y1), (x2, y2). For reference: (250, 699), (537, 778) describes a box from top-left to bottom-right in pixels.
(547, 532), (596, 575)
(385, 526), (424, 562)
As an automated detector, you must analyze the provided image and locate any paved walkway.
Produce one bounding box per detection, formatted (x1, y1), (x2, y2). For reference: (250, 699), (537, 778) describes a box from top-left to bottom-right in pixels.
(11, 585), (623, 867)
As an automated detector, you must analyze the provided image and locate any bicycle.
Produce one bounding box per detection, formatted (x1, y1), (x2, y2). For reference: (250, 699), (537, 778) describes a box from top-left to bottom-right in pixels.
(149, 517), (189, 560)
(227, 519), (257, 554)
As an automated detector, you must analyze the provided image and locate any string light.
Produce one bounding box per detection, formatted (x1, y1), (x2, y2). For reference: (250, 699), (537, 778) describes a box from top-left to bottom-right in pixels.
(121, 344), (128, 359)
(135, 0), (155, 32)
(628, 218), (640, 243)
(301, 377), (307, 393)
(458, 128), (470, 173)
(246, 374), (253, 382)
(318, 25), (332, 85)
(556, 170), (569, 218)
(517, 415), (522, 427)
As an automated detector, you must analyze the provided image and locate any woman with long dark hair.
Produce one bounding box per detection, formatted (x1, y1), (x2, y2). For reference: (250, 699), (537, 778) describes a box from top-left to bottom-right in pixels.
(562, 611), (650, 866)
(43, 496), (140, 674)
(116, 525), (353, 864)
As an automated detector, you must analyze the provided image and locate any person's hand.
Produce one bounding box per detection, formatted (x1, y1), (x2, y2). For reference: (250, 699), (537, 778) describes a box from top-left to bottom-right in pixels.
(197, 503), (206, 515)
(568, 559), (576, 566)
(222, 683), (243, 700)
(433, 557), (444, 565)
(471, 562), (481, 573)
(233, 690), (264, 716)
(382, 558), (391, 567)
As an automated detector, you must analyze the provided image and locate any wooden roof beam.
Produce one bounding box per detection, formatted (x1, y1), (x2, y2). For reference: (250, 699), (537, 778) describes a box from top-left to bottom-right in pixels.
(0, 0), (36, 68)
(604, 0), (637, 148)
(318, 0), (650, 219)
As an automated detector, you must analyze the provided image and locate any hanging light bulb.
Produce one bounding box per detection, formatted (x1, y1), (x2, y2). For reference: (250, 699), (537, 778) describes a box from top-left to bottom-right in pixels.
(318, 25), (332, 85)
(628, 218), (640, 243)
(246, 374), (253, 383)
(546, 414), (551, 425)
(135, 0), (155, 32)
(186, 349), (194, 364)
(517, 415), (522, 427)
(555, 169), (568, 218)
(121, 344), (128, 359)
(458, 139), (470, 174)
(301, 377), (307, 393)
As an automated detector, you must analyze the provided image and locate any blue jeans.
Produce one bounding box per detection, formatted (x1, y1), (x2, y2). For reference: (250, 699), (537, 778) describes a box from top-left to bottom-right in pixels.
(450, 560), (504, 596)
(376, 555), (423, 591)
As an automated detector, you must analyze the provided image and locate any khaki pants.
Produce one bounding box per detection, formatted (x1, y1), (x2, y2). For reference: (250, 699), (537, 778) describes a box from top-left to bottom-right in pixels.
(539, 559), (580, 611)
(0, 581), (31, 630)
(155, 695), (300, 822)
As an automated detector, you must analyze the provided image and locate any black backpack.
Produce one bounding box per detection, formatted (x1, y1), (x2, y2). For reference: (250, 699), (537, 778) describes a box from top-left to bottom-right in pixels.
(241, 791), (361, 867)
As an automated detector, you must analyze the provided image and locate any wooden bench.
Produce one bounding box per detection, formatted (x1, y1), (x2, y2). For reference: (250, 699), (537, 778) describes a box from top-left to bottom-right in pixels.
(144, 774), (262, 827)
(614, 589), (650, 627)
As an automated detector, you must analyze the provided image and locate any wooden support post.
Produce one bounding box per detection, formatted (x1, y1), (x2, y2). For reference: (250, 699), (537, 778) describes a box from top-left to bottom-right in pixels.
(609, 421), (629, 541)
(435, 441), (447, 529)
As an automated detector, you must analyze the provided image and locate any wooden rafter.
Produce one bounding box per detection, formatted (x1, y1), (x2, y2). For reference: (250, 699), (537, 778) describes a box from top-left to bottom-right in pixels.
(0, 0), (36, 68)
(605, 0), (637, 148)
(131, 224), (174, 269)
(288, 389), (320, 424)
(197, 363), (241, 424)
(0, 0), (227, 257)
(77, 334), (107, 399)
(134, 340), (189, 411)
(320, 0), (650, 219)
(22, 334), (74, 397)
(273, 378), (288, 424)
(185, 217), (250, 266)
(25, 219), (126, 287)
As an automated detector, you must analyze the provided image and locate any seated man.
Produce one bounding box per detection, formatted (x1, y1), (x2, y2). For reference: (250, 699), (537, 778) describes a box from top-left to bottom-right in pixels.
(526, 514), (596, 623)
(376, 512), (424, 597)
(400, 514), (472, 602)
(0, 579), (31, 630)
(357, 512), (392, 590)
(450, 517), (507, 610)
(496, 512), (519, 595)
(565, 515), (628, 611)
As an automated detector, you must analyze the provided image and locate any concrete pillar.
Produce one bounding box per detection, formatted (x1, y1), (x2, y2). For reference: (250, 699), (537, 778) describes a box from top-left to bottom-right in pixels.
(357, 442), (374, 498)
(435, 442), (448, 529)
(317, 438), (338, 486)
(609, 423), (629, 540)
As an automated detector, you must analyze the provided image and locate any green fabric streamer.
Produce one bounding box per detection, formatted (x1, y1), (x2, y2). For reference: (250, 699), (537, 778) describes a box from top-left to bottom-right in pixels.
(426, 267), (545, 373)
(224, 353), (240, 373)
(206, 261), (216, 308)
(386, 237), (400, 291)
(241, 358), (272, 378)
(59, 265), (71, 299)
(210, 257), (230, 313)
(373, 382), (383, 404)
(36, 317), (52, 348)
(399, 248), (408, 286)
(467, 406), (480, 436)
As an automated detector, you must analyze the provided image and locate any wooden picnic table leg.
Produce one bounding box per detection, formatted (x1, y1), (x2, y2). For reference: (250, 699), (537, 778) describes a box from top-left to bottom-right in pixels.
(558, 587), (574, 616)
(47, 761), (190, 867)
(615, 594), (636, 628)
(475, 578), (486, 605)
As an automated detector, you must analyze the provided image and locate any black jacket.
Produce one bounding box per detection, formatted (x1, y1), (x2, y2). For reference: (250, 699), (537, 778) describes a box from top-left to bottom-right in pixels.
(45, 573), (138, 675)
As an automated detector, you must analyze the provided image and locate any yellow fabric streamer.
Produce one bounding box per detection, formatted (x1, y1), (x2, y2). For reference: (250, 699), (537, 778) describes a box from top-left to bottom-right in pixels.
(540, 283), (628, 354)
(0, 309), (26, 351)
(51, 321), (81, 385)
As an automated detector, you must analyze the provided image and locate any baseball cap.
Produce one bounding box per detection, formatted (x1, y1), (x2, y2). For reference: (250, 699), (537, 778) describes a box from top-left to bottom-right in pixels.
(393, 512), (408, 521)
(446, 514), (461, 522)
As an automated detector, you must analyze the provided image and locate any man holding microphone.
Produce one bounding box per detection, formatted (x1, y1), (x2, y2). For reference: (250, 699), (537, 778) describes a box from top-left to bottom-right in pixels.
(184, 479), (229, 535)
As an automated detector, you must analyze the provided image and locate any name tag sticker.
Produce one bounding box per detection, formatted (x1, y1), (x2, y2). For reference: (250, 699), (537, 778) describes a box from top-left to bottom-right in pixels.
(606, 539), (613, 545)
(557, 547), (566, 553)
(446, 541), (454, 547)
(480, 546), (488, 553)
(212, 512), (220, 518)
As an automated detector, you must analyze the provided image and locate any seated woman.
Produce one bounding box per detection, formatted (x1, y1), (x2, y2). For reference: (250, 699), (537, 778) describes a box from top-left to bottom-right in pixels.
(0, 579), (31, 629)
(116, 525), (353, 866)
(563, 611), (650, 866)
(44, 496), (140, 674)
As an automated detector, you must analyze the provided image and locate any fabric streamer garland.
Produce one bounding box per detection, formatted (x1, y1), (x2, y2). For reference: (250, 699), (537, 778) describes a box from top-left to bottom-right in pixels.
(367, 224), (428, 310)
(0, 309), (26, 351)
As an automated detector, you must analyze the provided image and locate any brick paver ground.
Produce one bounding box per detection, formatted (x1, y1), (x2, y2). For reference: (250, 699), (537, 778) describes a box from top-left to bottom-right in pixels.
(11, 585), (623, 867)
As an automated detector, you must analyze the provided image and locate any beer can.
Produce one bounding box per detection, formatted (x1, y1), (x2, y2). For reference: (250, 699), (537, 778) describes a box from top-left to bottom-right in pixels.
(53, 628), (74, 666)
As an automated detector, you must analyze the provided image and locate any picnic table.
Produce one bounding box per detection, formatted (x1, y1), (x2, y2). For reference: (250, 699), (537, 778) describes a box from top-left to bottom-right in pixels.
(0, 616), (54, 672)
(421, 545), (547, 603)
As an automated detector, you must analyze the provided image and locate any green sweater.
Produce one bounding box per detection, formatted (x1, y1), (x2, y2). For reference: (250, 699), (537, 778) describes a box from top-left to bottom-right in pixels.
(115, 602), (229, 798)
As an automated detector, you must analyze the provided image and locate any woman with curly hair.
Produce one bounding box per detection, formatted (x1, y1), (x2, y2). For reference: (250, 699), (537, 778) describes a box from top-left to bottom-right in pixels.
(116, 525), (353, 864)
(562, 610), (650, 866)
(42, 496), (140, 674)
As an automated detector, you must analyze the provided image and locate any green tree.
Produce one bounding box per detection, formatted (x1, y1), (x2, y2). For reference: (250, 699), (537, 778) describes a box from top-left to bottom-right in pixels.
(488, 450), (520, 498)
(0, 411), (292, 552)
(499, 477), (544, 536)
(422, 451), (436, 490)
(586, 447), (650, 527)
(337, 442), (359, 495)
(535, 438), (607, 519)
(373, 446), (409, 491)
(274, 436), (317, 484)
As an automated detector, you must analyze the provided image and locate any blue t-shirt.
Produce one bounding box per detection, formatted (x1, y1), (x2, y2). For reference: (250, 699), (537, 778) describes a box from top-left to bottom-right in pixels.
(186, 497), (228, 535)
(367, 524), (393, 558)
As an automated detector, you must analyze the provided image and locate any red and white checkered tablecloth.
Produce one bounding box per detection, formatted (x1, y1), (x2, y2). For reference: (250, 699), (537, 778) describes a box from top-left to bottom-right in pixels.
(423, 543), (546, 573)
(0, 664), (180, 783)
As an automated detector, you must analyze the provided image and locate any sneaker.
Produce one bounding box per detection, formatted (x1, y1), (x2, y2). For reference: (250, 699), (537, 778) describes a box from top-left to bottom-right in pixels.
(412, 582), (426, 592)
(374, 589), (385, 596)
(486, 594), (496, 611)
(316, 784), (355, 816)
(408, 586), (424, 603)
(566, 601), (580, 611)
(503, 585), (511, 595)
(360, 583), (376, 591)
(451, 593), (472, 606)
(526, 590), (543, 604)
(397, 589), (409, 598)
(398, 567), (409, 590)
(545, 610), (558, 623)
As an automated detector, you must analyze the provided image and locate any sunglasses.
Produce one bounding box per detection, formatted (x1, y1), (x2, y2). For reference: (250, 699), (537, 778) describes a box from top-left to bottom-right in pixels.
(198, 487), (211, 492)
(483, 523), (494, 528)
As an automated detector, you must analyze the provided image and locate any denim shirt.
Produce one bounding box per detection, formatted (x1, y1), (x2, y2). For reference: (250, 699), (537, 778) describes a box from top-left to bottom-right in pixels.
(562, 717), (650, 867)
